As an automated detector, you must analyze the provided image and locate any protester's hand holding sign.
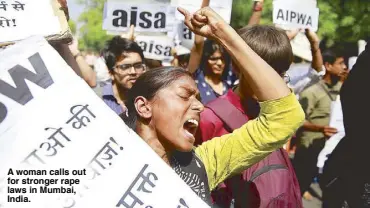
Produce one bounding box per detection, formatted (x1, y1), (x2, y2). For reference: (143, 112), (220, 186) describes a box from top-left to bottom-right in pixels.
(171, 47), (179, 67)
(248, 0), (264, 26)
(120, 25), (136, 41)
(305, 28), (324, 73)
(305, 28), (320, 58)
(285, 29), (300, 40)
(322, 126), (338, 138)
(66, 37), (97, 88)
(57, 0), (69, 21)
(305, 29), (320, 46)
(68, 37), (80, 57)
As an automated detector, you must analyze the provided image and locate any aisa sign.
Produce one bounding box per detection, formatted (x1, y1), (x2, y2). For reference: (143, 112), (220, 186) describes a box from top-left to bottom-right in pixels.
(103, 2), (176, 32)
(135, 35), (174, 61)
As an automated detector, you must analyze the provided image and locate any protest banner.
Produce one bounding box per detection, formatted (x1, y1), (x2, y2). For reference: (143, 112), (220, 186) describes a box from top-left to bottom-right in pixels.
(169, 0), (232, 49)
(0, 36), (210, 208)
(136, 35), (174, 61)
(166, 21), (202, 50)
(0, 0), (71, 46)
(273, 0), (319, 32)
(290, 32), (312, 61)
(171, 0), (233, 24)
(177, 22), (197, 50)
(317, 96), (345, 170)
(103, 1), (176, 33)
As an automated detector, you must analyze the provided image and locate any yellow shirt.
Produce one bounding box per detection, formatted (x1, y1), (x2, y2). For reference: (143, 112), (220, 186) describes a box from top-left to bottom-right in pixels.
(195, 92), (304, 191)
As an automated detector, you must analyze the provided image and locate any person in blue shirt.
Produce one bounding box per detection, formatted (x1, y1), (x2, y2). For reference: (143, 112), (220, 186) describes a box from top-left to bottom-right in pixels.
(194, 40), (234, 104)
(101, 36), (147, 115)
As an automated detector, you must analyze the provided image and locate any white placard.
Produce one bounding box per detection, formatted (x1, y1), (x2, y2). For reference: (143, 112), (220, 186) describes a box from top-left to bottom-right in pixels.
(290, 32), (312, 61)
(136, 35), (174, 61)
(0, 0), (61, 44)
(273, 0), (319, 32)
(169, 0), (233, 49)
(329, 96), (344, 132)
(0, 36), (209, 208)
(167, 22), (196, 50)
(103, 1), (176, 33)
(317, 131), (345, 169)
(171, 0), (233, 24)
(317, 95), (345, 169)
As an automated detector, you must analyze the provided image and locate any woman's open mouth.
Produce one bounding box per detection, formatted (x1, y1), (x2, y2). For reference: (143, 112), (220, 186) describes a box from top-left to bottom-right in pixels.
(183, 119), (199, 139)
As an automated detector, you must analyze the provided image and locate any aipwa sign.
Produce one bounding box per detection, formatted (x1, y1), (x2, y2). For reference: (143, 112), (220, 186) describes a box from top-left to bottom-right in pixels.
(273, 1), (319, 32)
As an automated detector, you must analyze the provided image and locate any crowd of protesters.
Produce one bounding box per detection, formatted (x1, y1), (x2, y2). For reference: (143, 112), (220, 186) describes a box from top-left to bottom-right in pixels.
(25, 0), (369, 207)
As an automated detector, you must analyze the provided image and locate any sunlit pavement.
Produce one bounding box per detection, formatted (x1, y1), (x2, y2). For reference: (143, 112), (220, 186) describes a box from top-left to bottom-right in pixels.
(303, 183), (322, 208)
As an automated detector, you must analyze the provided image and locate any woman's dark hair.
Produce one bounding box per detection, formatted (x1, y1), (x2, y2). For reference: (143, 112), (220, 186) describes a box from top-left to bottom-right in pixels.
(102, 36), (145, 70)
(121, 67), (193, 130)
(200, 39), (231, 78)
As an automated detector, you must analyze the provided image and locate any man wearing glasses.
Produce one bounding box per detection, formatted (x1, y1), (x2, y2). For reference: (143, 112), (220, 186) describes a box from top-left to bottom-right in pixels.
(102, 36), (147, 115)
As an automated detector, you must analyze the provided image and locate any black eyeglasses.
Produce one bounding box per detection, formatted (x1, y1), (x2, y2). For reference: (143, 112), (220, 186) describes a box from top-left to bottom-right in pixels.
(114, 62), (146, 74)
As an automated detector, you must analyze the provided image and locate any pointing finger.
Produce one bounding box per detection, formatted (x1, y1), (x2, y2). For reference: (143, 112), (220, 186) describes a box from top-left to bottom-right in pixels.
(177, 7), (190, 19)
(178, 7), (195, 32)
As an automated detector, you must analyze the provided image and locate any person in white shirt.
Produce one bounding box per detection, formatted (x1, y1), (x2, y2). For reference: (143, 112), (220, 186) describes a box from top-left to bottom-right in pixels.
(286, 29), (324, 98)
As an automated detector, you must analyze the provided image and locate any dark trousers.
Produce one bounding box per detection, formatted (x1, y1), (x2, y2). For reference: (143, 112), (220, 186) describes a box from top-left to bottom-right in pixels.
(292, 139), (325, 195)
(321, 177), (346, 208)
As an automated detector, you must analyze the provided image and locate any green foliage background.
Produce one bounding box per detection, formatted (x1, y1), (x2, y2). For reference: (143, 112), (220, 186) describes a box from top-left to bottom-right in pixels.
(75, 0), (369, 51)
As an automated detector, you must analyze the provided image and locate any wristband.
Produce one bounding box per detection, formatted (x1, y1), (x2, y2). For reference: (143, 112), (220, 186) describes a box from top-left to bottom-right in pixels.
(253, 1), (263, 12)
(311, 47), (320, 53)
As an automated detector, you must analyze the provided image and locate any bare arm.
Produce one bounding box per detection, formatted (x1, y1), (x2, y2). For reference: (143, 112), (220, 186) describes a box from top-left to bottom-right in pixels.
(54, 0), (96, 87)
(180, 7), (290, 101)
(303, 121), (324, 132)
(299, 89), (338, 137)
(186, 0), (210, 74)
(182, 7), (304, 189)
(68, 38), (97, 87)
(54, 43), (96, 88)
(248, 0), (264, 26)
(305, 29), (323, 73)
(53, 43), (81, 76)
(171, 48), (180, 67)
(74, 55), (97, 87)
